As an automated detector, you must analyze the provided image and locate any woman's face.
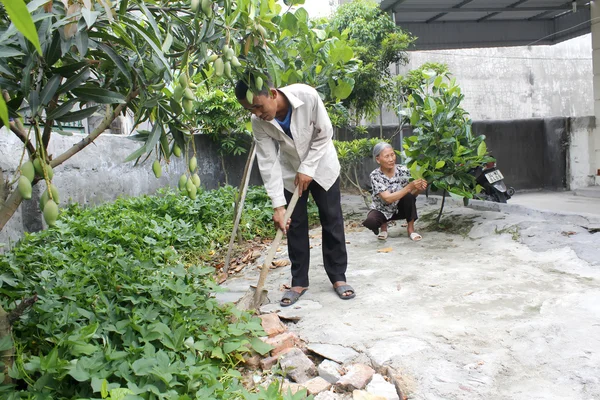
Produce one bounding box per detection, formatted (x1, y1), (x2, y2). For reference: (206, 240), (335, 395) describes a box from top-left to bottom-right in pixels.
(377, 147), (396, 169)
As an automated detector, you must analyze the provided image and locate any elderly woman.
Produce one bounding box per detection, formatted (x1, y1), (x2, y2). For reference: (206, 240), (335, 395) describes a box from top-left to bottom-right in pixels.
(363, 142), (428, 241)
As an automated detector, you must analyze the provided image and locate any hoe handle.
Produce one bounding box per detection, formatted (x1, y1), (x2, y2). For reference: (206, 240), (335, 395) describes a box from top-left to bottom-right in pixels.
(253, 185), (301, 307)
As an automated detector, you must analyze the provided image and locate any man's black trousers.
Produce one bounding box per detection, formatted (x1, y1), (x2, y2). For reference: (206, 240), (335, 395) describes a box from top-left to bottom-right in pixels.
(284, 178), (347, 288)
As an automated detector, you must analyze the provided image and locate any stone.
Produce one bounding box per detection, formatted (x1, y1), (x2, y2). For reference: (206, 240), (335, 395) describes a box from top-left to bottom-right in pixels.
(281, 381), (304, 395)
(244, 354), (261, 369)
(259, 348), (294, 371)
(318, 359), (343, 384)
(259, 313), (287, 337)
(366, 374), (399, 400)
(264, 332), (300, 356)
(314, 391), (343, 400)
(336, 364), (375, 392)
(260, 300), (323, 321)
(352, 390), (386, 400)
(302, 376), (332, 395)
(307, 343), (359, 364)
(314, 391), (344, 399)
(279, 348), (318, 383)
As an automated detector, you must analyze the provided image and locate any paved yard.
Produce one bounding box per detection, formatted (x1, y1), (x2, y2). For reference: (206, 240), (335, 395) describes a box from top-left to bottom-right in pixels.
(221, 196), (600, 400)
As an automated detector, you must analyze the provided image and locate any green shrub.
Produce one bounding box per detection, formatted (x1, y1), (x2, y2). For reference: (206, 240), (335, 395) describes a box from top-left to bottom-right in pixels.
(0, 187), (314, 399)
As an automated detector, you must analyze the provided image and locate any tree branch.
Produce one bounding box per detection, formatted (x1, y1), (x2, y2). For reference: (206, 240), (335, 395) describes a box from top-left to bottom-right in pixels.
(50, 88), (140, 168)
(8, 295), (38, 324)
(9, 123), (36, 156)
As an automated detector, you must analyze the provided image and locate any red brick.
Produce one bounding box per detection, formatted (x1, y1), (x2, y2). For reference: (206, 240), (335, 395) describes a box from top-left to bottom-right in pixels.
(259, 313), (287, 337)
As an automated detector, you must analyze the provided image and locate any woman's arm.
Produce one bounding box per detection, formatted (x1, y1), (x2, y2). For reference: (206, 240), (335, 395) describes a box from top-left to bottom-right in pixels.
(378, 179), (427, 204)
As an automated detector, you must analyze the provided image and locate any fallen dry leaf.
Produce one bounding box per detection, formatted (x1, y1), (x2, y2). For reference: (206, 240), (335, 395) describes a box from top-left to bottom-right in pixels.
(271, 259), (290, 268)
(377, 247), (394, 253)
(217, 272), (228, 284)
(561, 231), (577, 237)
(280, 283), (291, 291)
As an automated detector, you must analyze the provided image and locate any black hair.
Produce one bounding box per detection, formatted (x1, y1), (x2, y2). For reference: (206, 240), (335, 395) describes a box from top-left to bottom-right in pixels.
(234, 74), (273, 101)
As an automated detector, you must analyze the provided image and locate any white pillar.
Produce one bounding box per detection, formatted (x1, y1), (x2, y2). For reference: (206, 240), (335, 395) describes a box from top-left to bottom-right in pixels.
(591, 1), (600, 184)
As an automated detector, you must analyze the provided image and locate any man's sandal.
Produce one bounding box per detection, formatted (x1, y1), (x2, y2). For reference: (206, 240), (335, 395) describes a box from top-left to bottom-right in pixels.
(280, 289), (308, 307)
(334, 284), (356, 300)
(377, 231), (388, 240)
(409, 232), (422, 241)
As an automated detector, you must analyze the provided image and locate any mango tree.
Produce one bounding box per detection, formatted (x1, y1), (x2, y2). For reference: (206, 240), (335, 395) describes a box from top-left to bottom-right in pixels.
(401, 69), (493, 222)
(0, 0), (291, 232)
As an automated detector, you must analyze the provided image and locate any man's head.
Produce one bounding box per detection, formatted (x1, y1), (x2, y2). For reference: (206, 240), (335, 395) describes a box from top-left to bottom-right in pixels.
(235, 78), (279, 121)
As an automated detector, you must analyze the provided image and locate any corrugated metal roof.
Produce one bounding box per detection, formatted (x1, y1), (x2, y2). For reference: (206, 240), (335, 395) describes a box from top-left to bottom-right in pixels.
(376, 0), (591, 49)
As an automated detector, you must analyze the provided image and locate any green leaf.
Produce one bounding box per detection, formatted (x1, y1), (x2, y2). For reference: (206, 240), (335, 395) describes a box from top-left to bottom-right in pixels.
(72, 87), (127, 104)
(55, 105), (101, 123)
(40, 75), (62, 106)
(250, 337), (272, 356)
(477, 141), (487, 157)
(131, 358), (157, 376)
(332, 80), (353, 100)
(0, 96), (8, 127)
(57, 66), (90, 94)
(2, 0), (42, 55)
(96, 42), (132, 82)
(0, 335), (12, 352)
(435, 160), (445, 170)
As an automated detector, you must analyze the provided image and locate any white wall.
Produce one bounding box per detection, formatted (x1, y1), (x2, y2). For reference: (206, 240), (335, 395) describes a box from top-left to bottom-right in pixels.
(379, 34), (594, 124)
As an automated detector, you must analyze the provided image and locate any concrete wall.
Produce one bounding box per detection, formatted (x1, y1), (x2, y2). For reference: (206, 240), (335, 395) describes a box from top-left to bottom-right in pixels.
(376, 34), (593, 125)
(0, 128), (260, 247)
(567, 116), (596, 189)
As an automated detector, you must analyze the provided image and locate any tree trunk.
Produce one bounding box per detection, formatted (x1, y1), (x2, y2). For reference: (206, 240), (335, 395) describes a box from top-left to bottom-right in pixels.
(436, 191), (446, 224)
(379, 104), (383, 138)
(0, 190), (24, 234)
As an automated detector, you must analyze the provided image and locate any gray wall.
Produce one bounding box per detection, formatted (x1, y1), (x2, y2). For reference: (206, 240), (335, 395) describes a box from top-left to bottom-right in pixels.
(376, 34), (593, 125)
(0, 129), (259, 248)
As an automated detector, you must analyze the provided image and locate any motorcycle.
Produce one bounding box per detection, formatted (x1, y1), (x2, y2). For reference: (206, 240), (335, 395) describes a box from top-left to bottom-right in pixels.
(472, 161), (514, 203)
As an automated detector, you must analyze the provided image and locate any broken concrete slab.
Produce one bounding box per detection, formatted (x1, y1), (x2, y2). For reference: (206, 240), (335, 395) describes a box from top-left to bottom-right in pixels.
(314, 391), (344, 400)
(352, 390), (386, 400)
(318, 359), (343, 384)
(366, 374), (399, 400)
(308, 343), (359, 364)
(336, 364), (375, 392)
(303, 376), (333, 395)
(260, 299), (323, 321)
(279, 348), (318, 383)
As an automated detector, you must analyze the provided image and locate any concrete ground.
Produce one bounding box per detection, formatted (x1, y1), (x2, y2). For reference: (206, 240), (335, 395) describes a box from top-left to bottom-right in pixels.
(220, 190), (600, 400)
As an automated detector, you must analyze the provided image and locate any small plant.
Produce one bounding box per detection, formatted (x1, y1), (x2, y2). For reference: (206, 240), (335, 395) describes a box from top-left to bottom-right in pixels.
(400, 68), (494, 222)
(334, 138), (388, 206)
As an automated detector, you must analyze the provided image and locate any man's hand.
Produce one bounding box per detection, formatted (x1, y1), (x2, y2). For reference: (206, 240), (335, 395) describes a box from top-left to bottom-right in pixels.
(273, 206), (291, 234)
(294, 173), (313, 195)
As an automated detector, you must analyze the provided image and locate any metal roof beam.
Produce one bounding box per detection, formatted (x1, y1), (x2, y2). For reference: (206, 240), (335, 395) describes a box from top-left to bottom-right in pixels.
(477, 0), (529, 22)
(396, 6), (571, 14)
(426, 0), (476, 23)
(529, 1), (580, 20)
(381, 0), (407, 13)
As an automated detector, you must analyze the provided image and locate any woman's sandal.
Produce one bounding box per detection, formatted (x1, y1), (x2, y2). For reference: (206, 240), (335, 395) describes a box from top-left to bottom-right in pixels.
(377, 231), (388, 240)
(409, 232), (422, 241)
(280, 288), (308, 307)
(334, 284), (356, 300)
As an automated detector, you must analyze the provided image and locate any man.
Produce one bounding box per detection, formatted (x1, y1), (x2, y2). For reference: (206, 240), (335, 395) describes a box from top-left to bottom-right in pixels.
(235, 78), (355, 307)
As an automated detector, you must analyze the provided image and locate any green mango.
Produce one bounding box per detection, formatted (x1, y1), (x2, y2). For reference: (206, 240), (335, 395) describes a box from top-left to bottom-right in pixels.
(191, 0), (200, 11)
(179, 74), (188, 88)
(246, 89), (253, 104)
(191, 173), (201, 187)
(173, 85), (184, 102)
(33, 158), (43, 176)
(256, 76), (264, 90)
(40, 190), (49, 212)
(21, 161), (35, 182)
(173, 143), (182, 157)
(184, 88), (195, 100)
(201, 0), (212, 17)
(183, 99), (194, 114)
(18, 176), (32, 200)
(224, 62), (231, 79)
(152, 160), (162, 178)
(178, 174), (188, 190)
(48, 184), (60, 204)
(43, 200), (59, 226)
(189, 156), (197, 172)
(213, 58), (224, 77)
(230, 56), (241, 68)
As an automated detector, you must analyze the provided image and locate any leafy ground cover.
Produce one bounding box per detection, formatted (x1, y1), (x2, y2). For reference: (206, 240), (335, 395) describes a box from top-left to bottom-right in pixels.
(0, 186), (317, 399)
